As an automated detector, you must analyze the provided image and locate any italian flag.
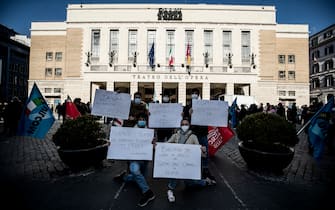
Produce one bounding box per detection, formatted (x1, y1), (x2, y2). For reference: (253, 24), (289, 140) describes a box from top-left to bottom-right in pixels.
(186, 43), (191, 65)
(168, 47), (174, 66)
(25, 98), (44, 115)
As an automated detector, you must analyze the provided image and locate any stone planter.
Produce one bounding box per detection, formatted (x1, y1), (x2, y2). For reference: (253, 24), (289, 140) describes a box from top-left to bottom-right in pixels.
(238, 141), (294, 172)
(57, 139), (109, 170)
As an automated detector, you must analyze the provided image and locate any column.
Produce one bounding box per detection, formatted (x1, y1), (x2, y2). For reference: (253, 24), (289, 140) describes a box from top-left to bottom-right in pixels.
(202, 82), (210, 100)
(226, 83), (234, 95)
(130, 81), (138, 98)
(154, 82), (162, 102)
(106, 81), (114, 91)
(179, 82), (186, 106)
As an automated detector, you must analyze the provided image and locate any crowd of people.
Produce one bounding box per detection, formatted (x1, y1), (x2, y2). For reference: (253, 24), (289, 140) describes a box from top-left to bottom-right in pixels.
(1, 90), (334, 207)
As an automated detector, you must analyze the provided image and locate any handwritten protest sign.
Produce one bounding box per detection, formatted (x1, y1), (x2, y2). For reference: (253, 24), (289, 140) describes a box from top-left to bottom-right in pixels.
(107, 127), (154, 160)
(91, 89), (131, 119)
(191, 100), (228, 127)
(148, 103), (183, 128)
(153, 143), (201, 180)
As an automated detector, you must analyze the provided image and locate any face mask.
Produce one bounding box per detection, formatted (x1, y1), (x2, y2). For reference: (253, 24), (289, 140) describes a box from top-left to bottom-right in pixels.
(162, 96), (169, 103)
(191, 94), (198, 100)
(137, 120), (146, 128)
(181, 125), (189, 132)
(134, 98), (141, 104)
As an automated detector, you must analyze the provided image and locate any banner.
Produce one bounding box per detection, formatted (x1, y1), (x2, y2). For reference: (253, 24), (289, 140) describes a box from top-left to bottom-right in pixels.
(208, 126), (235, 157)
(17, 83), (55, 139)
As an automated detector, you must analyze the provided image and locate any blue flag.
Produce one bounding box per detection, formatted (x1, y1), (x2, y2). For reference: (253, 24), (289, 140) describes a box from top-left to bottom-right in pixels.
(308, 96), (334, 159)
(229, 97), (237, 128)
(149, 42), (155, 68)
(17, 83), (55, 139)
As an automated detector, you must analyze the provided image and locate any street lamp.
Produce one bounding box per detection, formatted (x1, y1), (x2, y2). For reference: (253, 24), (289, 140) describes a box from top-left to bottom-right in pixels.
(85, 51), (92, 67)
(203, 52), (209, 68)
(227, 53), (233, 68)
(251, 53), (256, 69)
(132, 51), (138, 67)
(109, 51), (116, 67)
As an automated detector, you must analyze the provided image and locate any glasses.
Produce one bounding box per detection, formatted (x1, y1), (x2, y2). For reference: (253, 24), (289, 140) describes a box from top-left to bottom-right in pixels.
(181, 124), (189, 126)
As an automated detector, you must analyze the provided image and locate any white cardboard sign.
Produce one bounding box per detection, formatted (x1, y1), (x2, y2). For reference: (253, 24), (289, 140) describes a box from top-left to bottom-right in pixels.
(91, 89), (131, 119)
(148, 103), (183, 128)
(191, 100), (228, 127)
(153, 143), (201, 180)
(107, 127), (154, 160)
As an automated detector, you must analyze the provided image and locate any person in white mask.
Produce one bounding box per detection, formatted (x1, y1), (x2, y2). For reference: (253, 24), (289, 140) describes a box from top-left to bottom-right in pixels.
(165, 118), (215, 202)
(182, 88), (217, 185)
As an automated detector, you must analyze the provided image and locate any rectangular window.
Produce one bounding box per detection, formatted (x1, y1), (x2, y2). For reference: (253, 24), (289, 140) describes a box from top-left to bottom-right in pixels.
(311, 37), (318, 47)
(128, 30), (138, 63)
(54, 88), (61, 93)
(110, 30), (119, 62)
(166, 30), (175, 65)
(278, 71), (286, 80)
(204, 30), (213, 64)
(46, 52), (53, 61)
(185, 30), (194, 64)
(278, 55), (285, 64)
(45, 68), (52, 77)
(91, 29), (100, 59)
(147, 30), (156, 65)
(278, 90), (286, 96)
(45, 88), (52, 93)
(55, 52), (62, 61)
(223, 31), (232, 63)
(55, 68), (62, 76)
(288, 55), (295, 64)
(288, 71), (295, 80)
(288, 91), (295, 96)
(241, 31), (250, 64)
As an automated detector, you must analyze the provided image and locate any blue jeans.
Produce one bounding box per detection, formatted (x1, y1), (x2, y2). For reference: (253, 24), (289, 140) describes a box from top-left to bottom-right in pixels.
(197, 135), (209, 169)
(168, 179), (206, 190)
(123, 161), (149, 193)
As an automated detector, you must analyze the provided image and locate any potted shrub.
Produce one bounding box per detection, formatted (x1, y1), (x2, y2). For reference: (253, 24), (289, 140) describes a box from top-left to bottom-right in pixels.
(236, 112), (299, 172)
(52, 115), (109, 170)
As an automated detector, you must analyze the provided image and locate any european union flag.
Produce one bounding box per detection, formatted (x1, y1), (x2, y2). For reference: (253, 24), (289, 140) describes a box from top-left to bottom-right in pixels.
(17, 83), (55, 139)
(229, 97), (237, 128)
(308, 96), (334, 159)
(149, 42), (155, 69)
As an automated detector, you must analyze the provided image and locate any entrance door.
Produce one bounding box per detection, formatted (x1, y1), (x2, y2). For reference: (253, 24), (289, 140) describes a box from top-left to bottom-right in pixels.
(138, 82), (154, 103)
(162, 83), (178, 103)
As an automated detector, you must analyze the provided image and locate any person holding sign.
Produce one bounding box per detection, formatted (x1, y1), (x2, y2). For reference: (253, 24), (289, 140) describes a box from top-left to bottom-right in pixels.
(182, 88), (217, 184)
(165, 118), (216, 203)
(123, 92), (148, 127)
(113, 114), (156, 207)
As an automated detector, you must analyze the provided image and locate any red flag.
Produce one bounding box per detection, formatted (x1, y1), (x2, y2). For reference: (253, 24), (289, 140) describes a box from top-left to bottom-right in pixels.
(65, 96), (81, 119)
(207, 126), (235, 157)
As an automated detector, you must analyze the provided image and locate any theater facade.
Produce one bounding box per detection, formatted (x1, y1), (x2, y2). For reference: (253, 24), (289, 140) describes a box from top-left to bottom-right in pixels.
(29, 4), (309, 107)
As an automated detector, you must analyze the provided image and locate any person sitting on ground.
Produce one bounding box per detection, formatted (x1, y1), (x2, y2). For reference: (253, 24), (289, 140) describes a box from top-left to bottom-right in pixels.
(113, 114), (156, 207)
(165, 118), (216, 203)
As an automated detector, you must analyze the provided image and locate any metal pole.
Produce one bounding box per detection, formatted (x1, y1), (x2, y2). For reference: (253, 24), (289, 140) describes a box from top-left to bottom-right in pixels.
(296, 119), (311, 136)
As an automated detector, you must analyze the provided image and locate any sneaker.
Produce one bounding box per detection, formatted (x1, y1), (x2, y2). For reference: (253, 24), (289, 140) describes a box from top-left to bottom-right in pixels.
(167, 189), (175, 202)
(113, 170), (126, 183)
(205, 177), (216, 186)
(138, 189), (155, 207)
